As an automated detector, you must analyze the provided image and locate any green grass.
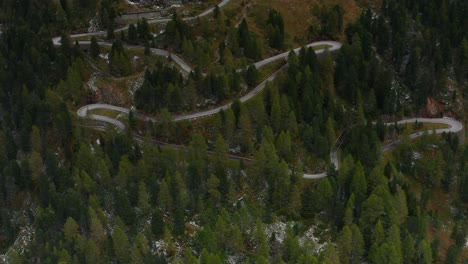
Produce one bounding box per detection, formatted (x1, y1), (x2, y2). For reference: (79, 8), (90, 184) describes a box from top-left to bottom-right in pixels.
(257, 59), (287, 81)
(251, 0), (361, 46)
(401, 122), (450, 134)
(88, 108), (128, 122)
(312, 44), (332, 51)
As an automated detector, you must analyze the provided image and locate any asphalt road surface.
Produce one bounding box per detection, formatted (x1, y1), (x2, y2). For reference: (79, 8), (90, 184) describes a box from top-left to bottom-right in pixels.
(62, 0), (464, 180)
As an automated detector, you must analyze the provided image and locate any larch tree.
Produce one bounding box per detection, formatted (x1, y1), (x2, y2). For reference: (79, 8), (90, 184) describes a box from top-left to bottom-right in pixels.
(350, 162), (367, 205)
(337, 225), (352, 264)
(112, 224), (130, 263)
(359, 194), (385, 236)
(350, 224), (365, 264)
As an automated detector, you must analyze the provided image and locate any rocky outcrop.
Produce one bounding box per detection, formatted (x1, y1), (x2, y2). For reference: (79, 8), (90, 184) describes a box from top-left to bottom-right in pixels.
(423, 97), (444, 117)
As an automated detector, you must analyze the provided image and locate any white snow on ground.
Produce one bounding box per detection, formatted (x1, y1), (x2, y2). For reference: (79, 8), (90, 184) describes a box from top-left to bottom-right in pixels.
(125, 0), (138, 6)
(189, 221), (199, 228)
(265, 222), (287, 243)
(229, 146), (241, 154)
(99, 53), (109, 63)
(299, 225), (329, 253)
(265, 221), (329, 254)
(412, 151), (421, 160)
(227, 255), (245, 264)
(152, 239), (183, 257)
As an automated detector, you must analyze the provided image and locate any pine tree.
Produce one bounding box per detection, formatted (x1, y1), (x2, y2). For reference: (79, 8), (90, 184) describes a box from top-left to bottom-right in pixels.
(206, 174), (221, 207)
(112, 224), (130, 263)
(128, 110), (136, 130)
(151, 208), (164, 239)
(371, 220), (385, 246)
(131, 233), (150, 263)
(137, 18), (150, 40)
(137, 181), (151, 220)
(254, 221), (269, 258)
(276, 131), (292, 162)
(85, 240), (101, 264)
(246, 64), (259, 87)
(416, 239), (433, 264)
(159, 179), (172, 212)
(359, 194), (385, 238)
(266, 9), (284, 49)
(301, 184), (315, 218)
(89, 36), (100, 58)
(386, 225), (403, 263)
(316, 178), (333, 214)
(89, 208), (106, 245)
(402, 233), (415, 264)
(350, 162), (367, 205)
(238, 107), (254, 155)
(350, 224), (364, 264)
(337, 225), (352, 264)
(63, 217), (80, 244)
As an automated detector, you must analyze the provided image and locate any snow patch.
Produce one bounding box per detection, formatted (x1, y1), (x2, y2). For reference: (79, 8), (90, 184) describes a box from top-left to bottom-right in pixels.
(125, 0), (138, 6)
(229, 146), (241, 154)
(99, 53), (109, 63)
(265, 222), (287, 243)
(299, 225), (328, 253)
(189, 221), (199, 228)
(152, 239), (183, 257)
(226, 255), (245, 264)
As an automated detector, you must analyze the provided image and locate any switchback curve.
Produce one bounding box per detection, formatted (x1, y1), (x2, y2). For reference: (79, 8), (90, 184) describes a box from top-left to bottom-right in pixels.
(60, 0), (462, 179)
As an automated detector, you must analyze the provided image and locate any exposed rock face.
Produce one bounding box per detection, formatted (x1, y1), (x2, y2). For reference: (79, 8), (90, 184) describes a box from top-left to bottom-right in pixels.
(423, 97), (444, 117)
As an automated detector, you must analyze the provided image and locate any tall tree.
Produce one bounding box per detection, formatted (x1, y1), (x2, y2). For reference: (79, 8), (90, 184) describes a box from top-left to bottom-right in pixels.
(112, 224), (130, 263)
(90, 36), (100, 58)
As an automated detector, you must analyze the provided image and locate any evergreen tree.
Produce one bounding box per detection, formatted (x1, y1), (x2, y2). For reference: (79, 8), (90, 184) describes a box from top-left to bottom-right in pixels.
(337, 225), (352, 264)
(90, 36), (100, 58)
(246, 64), (259, 87)
(350, 224), (364, 264)
(266, 9), (285, 49)
(112, 224), (130, 263)
(402, 233), (415, 264)
(151, 208), (165, 239)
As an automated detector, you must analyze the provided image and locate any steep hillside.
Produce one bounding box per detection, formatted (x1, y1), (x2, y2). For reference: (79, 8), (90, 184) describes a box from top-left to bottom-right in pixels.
(0, 0), (466, 263)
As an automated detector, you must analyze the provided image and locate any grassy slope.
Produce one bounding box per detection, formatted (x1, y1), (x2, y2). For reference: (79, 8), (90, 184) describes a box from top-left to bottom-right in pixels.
(382, 136), (467, 262)
(251, 0), (361, 47)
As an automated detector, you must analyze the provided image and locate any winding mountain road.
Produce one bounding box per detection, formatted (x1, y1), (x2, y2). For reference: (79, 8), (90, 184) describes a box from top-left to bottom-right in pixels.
(380, 118), (463, 152)
(63, 0), (463, 179)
